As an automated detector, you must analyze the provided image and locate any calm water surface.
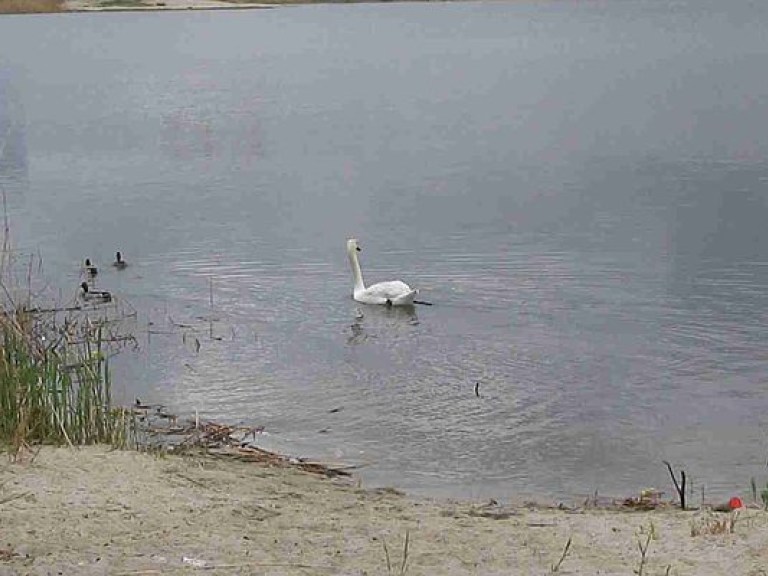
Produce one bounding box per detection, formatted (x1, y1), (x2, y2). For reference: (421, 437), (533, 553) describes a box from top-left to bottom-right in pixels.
(2, 0), (768, 501)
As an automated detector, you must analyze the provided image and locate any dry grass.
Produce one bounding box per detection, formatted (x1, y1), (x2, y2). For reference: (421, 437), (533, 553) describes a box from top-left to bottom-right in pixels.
(0, 0), (64, 13)
(690, 511), (740, 537)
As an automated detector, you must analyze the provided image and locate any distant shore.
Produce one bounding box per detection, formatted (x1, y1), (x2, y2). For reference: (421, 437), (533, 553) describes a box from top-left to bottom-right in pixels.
(3, 446), (768, 575)
(63, 0), (276, 12)
(0, 0), (436, 14)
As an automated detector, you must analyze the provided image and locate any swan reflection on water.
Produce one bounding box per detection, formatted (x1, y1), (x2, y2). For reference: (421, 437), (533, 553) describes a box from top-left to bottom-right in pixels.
(346, 303), (419, 345)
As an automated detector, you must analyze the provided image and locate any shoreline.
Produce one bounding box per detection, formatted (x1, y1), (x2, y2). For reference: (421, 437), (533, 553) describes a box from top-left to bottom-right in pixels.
(63, 0), (444, 14)
(63, 0), (278, 12)
(2, 0), (452, 15)
(3, 446), (768, 575)
(0, 0), (315, 14)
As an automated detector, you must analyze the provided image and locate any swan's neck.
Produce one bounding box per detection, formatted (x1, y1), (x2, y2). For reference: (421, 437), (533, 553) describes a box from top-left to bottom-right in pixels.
(348, 249), (366, 293)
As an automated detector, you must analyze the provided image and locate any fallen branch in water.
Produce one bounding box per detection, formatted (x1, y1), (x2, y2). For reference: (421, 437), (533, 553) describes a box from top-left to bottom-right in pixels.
(132, 406), (353, 478)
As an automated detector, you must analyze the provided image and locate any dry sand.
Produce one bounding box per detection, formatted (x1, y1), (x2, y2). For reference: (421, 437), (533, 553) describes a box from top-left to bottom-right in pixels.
(2, 447), (768, 575)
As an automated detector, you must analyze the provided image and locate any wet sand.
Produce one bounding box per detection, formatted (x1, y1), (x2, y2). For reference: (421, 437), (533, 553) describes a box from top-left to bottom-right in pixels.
(2, 446), (768, 575)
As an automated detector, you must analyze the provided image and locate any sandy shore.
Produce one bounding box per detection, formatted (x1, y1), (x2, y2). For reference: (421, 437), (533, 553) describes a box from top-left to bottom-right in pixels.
(1, 447), (767, 575)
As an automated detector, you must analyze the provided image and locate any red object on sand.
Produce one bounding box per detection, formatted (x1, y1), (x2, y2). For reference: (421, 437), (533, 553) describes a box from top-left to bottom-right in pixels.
(728, 496), (744, 510)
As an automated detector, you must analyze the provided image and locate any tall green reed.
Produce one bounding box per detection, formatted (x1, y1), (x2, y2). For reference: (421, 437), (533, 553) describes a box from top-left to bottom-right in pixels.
(0, 207), (132, 451)
(0, 311), (129, 450)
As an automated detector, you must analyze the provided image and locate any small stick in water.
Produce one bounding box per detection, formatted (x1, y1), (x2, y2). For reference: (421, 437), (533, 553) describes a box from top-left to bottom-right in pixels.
(209, 277), (214, 340)
(474, 382), (480, 397)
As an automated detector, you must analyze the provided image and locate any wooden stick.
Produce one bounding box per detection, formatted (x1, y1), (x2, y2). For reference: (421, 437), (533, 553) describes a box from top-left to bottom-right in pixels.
(663, 460), (686, 510)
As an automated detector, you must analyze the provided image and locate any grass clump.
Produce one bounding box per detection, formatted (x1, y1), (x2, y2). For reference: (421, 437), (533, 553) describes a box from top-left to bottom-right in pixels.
(0, 315), (128, 453)
(0, 223), (134, 455)
(382, 530), (410, 576)
(690, 511), (739, 537)
(749, 477), (768, 510)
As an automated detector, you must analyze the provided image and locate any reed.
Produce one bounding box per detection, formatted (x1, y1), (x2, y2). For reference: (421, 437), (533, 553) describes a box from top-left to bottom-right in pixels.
(0, 0), (64, 13)
(0, 312), (130, 452)
(0, 214), (132, 453)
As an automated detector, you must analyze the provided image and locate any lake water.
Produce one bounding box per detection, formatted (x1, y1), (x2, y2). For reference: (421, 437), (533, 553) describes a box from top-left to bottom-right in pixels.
(2, 0), (768, 503)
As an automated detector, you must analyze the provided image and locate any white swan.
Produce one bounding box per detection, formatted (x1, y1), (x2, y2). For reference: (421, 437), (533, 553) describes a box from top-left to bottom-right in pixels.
(347, 238), (418, 306)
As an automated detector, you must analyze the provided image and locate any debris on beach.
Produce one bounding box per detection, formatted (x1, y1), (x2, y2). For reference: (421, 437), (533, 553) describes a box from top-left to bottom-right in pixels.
(182, 556), (208, 568)
(131, 403), (352, 479)
(621, 488), (666, 511)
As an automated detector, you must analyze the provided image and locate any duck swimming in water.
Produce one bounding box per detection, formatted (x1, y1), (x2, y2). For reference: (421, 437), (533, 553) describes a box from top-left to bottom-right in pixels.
(84, 258), (98, 277)
(79, 281), (112, 303)
(113, 251), (127, 270)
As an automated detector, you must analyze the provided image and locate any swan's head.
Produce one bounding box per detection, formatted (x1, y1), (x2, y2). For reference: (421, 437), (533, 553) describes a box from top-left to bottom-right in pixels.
(347, 238), (361, 254)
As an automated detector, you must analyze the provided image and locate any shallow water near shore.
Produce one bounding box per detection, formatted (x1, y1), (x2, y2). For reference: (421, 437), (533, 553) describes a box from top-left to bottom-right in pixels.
(2, 0), (768, 502)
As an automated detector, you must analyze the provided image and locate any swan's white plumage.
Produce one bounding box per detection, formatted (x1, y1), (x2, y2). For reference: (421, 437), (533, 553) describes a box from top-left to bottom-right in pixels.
(346, 238), (418, 306)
